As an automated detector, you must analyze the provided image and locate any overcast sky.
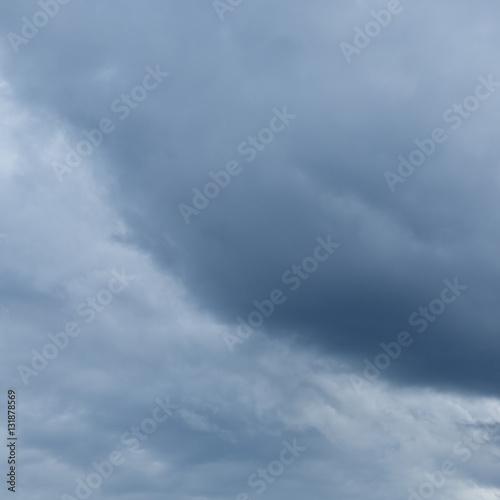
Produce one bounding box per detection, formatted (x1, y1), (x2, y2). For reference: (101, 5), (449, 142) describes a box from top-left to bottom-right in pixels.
(1, 1), (500, 499)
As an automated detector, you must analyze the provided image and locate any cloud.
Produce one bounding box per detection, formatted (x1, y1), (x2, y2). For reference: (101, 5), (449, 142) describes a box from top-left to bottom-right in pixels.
(1, 1), (500, 498)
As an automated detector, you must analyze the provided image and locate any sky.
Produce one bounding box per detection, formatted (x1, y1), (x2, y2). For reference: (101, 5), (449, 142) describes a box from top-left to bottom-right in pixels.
(1, 1), (500, 499)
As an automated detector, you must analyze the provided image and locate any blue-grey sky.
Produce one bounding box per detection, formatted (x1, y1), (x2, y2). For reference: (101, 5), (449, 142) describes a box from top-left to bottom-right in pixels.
(1, 1), (500, 499)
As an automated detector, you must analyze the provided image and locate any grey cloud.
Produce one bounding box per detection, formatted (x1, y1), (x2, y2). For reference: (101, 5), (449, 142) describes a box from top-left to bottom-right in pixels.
(2, 1), (500, 499)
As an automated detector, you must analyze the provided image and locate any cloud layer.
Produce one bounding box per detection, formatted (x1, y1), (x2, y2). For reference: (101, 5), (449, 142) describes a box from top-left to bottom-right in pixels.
(1, 1), (500, 499)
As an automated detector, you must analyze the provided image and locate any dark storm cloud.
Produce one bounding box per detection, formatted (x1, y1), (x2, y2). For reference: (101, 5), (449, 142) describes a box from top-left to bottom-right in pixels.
(2, 0), (500, 398)
(2, 3), (500, 499)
